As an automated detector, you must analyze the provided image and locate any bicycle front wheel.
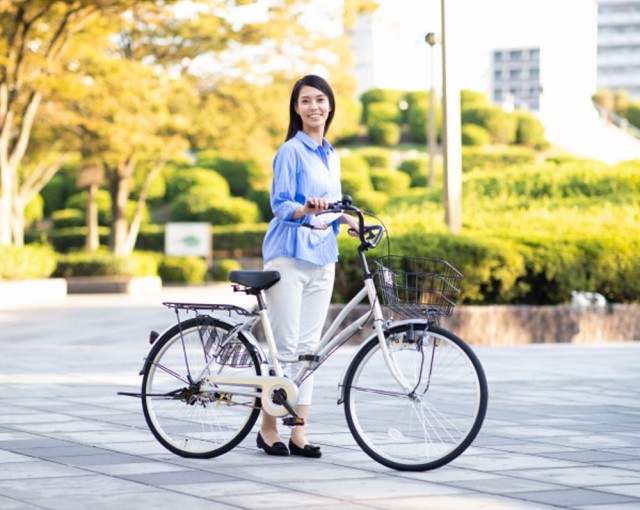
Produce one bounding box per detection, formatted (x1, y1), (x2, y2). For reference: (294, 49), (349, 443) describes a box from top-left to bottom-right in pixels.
(343, 322), (488, 471)
(141, 316), (262, 458)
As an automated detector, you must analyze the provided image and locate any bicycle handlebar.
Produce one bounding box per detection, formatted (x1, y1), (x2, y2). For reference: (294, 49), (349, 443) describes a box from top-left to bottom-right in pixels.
(312, 195), (384, 251)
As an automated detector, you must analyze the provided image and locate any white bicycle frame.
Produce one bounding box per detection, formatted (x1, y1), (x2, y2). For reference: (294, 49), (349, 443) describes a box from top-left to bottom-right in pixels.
(199, 272), (414, 418)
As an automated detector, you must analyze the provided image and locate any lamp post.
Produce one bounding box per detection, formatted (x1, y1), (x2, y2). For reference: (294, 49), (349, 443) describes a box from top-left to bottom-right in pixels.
(425, 32), (438, 187)
(440, 0), (462, 234)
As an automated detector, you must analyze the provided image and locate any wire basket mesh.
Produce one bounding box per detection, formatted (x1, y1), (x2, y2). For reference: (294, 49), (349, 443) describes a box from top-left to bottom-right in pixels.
(374, 255), (463, 319)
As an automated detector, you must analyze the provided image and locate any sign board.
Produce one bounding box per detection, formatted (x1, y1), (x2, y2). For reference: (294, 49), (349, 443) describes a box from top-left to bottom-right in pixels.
(77, 164), (103, 188)
(165, 222), (211, 260)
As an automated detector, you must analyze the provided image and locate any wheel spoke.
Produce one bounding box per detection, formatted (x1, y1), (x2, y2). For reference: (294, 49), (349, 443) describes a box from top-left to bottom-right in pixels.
(141, 318), (261, 459)
(344, 323), (487, 471)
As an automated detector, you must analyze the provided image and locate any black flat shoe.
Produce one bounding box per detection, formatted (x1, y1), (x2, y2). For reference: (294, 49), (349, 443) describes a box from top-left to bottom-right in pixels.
(257, 432), (289, 456)
(289, 439), (322, 458)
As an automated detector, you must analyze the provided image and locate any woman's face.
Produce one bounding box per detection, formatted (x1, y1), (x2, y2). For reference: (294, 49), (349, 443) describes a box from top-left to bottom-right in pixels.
(295, 85), (331, 134)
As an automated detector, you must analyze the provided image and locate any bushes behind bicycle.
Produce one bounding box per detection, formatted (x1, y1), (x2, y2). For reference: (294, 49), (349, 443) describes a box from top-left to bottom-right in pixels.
(334, 232), (640, 306)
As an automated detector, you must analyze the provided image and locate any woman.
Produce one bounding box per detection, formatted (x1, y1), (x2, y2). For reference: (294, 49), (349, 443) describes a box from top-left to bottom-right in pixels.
(259, 75), (359, 458)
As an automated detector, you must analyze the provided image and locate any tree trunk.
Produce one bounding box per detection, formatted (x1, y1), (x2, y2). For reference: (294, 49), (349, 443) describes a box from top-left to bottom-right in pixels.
(123, 160), (164, 256)
(108, 159), (135, 257)
(86, 183), (100, 253)
(10, 195), (24, 248)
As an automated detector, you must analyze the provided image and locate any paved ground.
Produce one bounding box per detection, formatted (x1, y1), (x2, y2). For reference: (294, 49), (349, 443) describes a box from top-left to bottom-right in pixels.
(1, 285), (639, 510)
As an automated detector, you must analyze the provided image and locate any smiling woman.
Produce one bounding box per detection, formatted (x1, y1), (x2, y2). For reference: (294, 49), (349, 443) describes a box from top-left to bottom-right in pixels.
(258, 75), (360, 458)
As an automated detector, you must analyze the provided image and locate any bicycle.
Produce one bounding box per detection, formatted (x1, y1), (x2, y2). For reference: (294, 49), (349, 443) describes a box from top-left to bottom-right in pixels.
(122, 196), (488, 471)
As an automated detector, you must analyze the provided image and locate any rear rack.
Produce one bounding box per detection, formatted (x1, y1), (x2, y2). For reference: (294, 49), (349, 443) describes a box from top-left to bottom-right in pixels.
(162, 302), (256, 317)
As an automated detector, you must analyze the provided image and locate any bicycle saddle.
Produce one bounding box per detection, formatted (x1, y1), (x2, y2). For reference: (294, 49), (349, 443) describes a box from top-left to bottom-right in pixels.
(228, 270), (281, 291)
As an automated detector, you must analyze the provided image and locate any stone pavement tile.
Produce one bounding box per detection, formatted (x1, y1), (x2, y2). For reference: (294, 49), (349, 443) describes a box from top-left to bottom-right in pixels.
(608, 460), (640, 471)
(596, 484), (640, 498)
(280, 475), (463, 501)
(120, 469), (237, 485)
(449, 452), (580, 472)
(0, 473), (143, 500)
(0, 495), (42, 510)
(540, 450), (639, 464)
(0, 460), (88, 481)
(214, 489), (342, 509)
(363, 493), (554, 509)
(24, 488), (241, 510)
(576, 504), (640, 510)
(443, 475), (567, 495)
(511, 488), (639, 507)
(167, 480), (285, 499)
(515, 465), (640, 486)
(84, 461), (194, 476)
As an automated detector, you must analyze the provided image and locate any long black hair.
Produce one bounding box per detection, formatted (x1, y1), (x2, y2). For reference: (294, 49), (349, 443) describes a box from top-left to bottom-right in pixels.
(285, 74), (336, 142)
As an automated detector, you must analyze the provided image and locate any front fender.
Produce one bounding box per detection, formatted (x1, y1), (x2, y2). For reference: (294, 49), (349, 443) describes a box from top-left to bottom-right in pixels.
(336, 319), (430, 405)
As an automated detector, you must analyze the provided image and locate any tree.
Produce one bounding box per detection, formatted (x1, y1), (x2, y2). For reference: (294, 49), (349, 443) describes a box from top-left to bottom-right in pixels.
(0, 0), (143, 247)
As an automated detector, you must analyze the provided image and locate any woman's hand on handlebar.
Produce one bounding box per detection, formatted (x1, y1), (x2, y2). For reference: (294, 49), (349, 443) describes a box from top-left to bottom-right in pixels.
(293, 198), (330, 219)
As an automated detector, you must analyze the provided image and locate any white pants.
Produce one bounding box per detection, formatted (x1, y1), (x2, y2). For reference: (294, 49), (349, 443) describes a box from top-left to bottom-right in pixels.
(263, 256), (335, 405)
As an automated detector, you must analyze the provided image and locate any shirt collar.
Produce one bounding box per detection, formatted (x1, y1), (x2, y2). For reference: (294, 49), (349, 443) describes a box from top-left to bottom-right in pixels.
(294, 130), (334, 153)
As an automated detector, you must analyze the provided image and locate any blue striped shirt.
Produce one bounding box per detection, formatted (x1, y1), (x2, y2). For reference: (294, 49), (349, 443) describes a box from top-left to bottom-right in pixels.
(262, 130), (342, 266)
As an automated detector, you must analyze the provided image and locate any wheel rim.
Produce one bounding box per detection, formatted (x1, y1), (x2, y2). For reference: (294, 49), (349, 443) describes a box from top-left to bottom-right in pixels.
(142, 321), (261, 457)
(346, 327), (486, 470)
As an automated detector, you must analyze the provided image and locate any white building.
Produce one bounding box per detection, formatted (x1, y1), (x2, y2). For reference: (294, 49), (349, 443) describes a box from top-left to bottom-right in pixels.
(350, 0), (640, 163)
(597, 0), (640, 99)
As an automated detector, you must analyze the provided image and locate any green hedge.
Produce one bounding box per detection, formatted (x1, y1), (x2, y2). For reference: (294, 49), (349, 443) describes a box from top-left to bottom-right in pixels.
(41, 227), (111, 252)
(171, 191), (261, 224)
(0, 245), (57, 280)
(332, 231), (640, 305)
(461, 147), (538, 172)
(53, 251), (158, 278)
(51, 208), (85, 228)
(158, 256), (208, 283)
(211, 258), (242, 281)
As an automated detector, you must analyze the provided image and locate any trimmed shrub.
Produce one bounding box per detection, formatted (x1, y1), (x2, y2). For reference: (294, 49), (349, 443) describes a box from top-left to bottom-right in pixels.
(248, 188), (272, 223)
(340, 154), (373, 197)
(198, 157), (264, 197)
(461, 124), (491, 146)
(370, 169), (411, 195)
(135, 224), (165, 252)
(515, 111), (546, 147)
(366, 101), (402, 125)
(398, 158), (429, 187)
(360, 88), (405, 123)
(165, 167), (230, 202)
(625, 100), (640, 130)
(461, 89), (489, 108)
(159, 256), (208, 283)
(65, 189), (111, 226)
(461, 105), (516, 145)
(53, 251), (158, 278)
(51, 208), (85, 229)
(0, 245), (57, 280)
(357, 148), (393, 171)
(211, 258), (242, 281)
(353, 190), (389, 215)
(368, 122), (401, 146)
(47, 227), (111, 252)
(461, 147), (537, 172)
(171, 189), (261, 225)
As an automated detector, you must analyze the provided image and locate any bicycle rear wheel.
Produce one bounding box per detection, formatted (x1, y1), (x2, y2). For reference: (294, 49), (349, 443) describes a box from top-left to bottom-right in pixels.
(343, 322), (487, 471)
(141, 316), (262, 458)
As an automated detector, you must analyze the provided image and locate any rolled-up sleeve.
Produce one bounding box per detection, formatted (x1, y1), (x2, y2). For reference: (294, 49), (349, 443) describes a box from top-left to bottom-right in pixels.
(271, 145), (303, 221)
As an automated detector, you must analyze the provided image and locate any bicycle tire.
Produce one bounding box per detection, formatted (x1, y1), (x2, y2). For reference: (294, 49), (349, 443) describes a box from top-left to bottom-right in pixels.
(343, 321), (488, 471)
(141, 316), (262, 458)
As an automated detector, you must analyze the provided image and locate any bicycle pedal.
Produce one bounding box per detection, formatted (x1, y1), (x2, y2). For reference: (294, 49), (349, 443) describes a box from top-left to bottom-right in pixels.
(283, 417), (305, 427)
